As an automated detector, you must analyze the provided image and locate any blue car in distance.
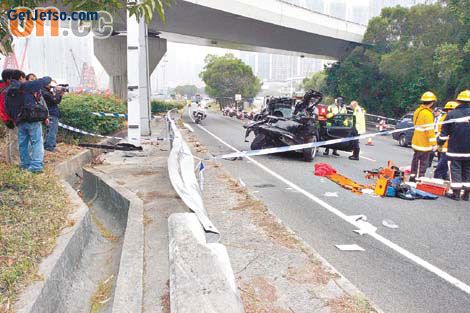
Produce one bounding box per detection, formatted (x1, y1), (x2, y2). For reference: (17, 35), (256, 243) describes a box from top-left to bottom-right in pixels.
(392, 112), (414, 147)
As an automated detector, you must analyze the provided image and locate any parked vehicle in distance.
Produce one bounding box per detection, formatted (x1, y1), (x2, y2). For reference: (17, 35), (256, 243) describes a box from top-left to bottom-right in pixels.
(392, 112), (414, 147)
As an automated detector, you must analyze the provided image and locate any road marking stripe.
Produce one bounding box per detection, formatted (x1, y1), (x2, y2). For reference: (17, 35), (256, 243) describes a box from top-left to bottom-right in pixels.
(196, 123), (470, 295)
(359, 155), (377, 162)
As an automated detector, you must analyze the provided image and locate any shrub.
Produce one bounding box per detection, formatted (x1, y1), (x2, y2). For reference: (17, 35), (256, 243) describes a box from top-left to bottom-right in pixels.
(59, 94), (126, 142)
(151, 100), (185, 113)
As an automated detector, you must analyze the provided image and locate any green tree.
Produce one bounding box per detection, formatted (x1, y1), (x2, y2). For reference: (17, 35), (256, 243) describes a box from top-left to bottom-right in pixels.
(324, 2), (468, 117)
(302, 71), (327, 93)
(199, 54), (261, 99)
(174, 84), (198, 97)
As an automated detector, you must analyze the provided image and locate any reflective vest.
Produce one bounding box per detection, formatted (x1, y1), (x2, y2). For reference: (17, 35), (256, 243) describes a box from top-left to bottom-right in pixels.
(437, 113), (448, 153)
(411, 105), (436, 152)
(326, 104), (347, 119)
(353, 105), (366, 134)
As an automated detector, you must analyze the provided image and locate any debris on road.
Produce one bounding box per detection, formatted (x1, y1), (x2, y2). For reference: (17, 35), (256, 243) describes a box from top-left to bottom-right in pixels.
(335, 244), (365, 252)
(324, 191), (339, 197)
(382, 219), (399, 229)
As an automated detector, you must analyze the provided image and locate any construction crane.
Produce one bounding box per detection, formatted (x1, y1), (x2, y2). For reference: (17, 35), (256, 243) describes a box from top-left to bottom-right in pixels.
(3, 38), (29, 70)
(69, 48), (81, 82)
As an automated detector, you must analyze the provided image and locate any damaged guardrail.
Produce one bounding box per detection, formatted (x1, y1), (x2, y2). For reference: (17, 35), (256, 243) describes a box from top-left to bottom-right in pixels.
(166, 110), (244, 313)
(166, 109), (219, 239)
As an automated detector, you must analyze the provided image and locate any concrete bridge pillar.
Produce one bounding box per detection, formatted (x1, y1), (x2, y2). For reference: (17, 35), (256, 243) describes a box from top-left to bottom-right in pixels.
(94, 35), (167, 136)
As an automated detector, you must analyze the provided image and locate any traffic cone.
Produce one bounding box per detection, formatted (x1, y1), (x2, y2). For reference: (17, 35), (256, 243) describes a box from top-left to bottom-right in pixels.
(366, 137), (374, 146)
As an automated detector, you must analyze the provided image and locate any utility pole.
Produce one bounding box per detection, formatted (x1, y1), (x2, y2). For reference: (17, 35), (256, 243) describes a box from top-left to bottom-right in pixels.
(127, 0), (152, 145)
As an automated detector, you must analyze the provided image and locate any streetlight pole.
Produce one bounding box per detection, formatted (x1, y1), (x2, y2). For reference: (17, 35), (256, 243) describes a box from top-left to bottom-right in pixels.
(126, 0), (152, 145)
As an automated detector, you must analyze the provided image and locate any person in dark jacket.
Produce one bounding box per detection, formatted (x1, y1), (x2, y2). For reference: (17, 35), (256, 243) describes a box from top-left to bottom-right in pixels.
(42, 81), (64, 151)
(438, 90), (470, 201)
(5, 70), (51, 173)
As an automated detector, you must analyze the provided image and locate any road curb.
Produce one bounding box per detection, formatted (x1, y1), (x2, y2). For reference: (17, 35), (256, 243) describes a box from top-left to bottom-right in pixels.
(15, 152), (93, 313)
(55, 149), (93, 184)
(168, 213), (244, 313)
(81, 168), (144, 313)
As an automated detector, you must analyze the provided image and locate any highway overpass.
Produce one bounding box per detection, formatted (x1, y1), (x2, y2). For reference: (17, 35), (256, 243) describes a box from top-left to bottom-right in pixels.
(93, 0), (366, 137)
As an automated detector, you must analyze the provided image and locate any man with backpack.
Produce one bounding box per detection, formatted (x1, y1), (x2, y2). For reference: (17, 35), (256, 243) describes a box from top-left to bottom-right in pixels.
(0, 69), (18, 164)
(5, 70), (51, 173)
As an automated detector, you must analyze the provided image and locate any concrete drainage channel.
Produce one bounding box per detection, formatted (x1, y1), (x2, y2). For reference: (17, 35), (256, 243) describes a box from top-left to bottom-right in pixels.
(15, 114), (242, 313)
(15, 146), (144, 313)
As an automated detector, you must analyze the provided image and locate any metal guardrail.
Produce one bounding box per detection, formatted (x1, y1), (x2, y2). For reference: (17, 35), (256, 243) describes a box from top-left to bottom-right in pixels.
(166, 110), (220, 241)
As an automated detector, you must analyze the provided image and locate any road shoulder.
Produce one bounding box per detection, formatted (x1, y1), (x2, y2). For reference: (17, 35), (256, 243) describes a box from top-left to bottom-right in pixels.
(182, 126), (383, 313)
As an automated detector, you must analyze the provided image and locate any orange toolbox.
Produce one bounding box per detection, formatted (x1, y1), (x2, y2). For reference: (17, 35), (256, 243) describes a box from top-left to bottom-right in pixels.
(416, 183), (447, 196)
(374, 177), (389, 196)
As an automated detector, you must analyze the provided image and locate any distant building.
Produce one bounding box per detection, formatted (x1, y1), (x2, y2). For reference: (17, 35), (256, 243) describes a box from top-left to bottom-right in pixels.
(328, 0), (347, 19)
(257, 54), (271, 80)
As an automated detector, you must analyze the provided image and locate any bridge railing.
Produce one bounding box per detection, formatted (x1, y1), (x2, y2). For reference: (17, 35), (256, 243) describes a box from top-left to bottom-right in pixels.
(277, 0), (368, 27)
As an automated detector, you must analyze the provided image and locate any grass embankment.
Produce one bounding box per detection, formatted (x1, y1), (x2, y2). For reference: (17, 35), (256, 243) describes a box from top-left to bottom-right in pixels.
(0, 158), (73, 312)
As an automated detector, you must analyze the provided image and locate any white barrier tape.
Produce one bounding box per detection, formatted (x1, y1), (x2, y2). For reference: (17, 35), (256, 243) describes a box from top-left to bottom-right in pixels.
(166, 110), (220, 237)
(59, 122), (167, 143)
(58, 122), (124, 140)
(92, 112), (128, 118)
(212, 116), (470, 160)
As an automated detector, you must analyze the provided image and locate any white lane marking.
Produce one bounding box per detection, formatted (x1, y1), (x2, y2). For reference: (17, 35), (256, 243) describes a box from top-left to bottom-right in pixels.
(196, 123), (470, 295)
(360, 155), (377, 162)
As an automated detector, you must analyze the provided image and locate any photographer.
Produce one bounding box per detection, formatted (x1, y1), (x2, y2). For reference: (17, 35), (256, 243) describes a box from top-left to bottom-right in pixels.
(42, 81), (64, 152)
(5, 70), (51, 173)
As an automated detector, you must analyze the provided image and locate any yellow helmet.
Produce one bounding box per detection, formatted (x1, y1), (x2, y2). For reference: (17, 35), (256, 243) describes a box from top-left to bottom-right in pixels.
(457, 89), (470, 102)
(420, 91), (437, 102)
(444, 101), (459, 110)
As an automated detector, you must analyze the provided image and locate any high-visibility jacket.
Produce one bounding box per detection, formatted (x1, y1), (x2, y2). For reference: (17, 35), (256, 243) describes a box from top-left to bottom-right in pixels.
(411, 105), (436, 152)
(326, 104), (347, 119)
(353, 105), (366, 134)
(437, 113), (448, 152)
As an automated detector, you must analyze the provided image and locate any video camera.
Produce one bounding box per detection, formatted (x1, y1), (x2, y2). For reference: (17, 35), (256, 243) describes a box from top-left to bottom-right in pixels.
(53, 83), (69, 93)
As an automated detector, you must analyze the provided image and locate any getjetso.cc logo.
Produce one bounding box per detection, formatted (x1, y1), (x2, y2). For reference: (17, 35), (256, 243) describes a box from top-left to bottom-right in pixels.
(7, 7), (113, 38)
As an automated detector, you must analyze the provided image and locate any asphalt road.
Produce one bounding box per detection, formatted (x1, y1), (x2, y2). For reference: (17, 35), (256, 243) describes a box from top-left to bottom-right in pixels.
(185, 109), (470, 313)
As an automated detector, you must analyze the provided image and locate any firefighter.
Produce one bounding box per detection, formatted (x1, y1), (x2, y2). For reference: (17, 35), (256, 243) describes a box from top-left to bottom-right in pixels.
(434, 101), (459, 180)
(324, 97), (347, 156)
(438, 90), (470, 201)
(409, 91), (437, 182)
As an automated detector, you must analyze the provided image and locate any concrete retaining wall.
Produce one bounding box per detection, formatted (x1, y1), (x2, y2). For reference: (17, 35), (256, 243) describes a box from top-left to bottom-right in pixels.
(15, 153), (94, 313)
(168, 213), (244, 313)
(81, 168), (144, 313)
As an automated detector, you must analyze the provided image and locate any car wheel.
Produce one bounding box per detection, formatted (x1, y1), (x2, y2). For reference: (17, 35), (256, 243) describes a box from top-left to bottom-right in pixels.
(399, 134), (407, 147)
(302, 136), (318, 162)
(251, 134), (266, 150)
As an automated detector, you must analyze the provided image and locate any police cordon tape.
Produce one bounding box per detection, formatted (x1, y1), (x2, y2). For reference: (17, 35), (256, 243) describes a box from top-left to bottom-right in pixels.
(91, 112), (164, 120)
(58, 122), (167, 143)
(92, 112), (128, 118)
(209, 115), (470, 160)
(58, 122), (124, 140)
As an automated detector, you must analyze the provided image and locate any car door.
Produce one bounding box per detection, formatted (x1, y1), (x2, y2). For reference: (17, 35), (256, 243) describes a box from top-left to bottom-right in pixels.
(399, 113), (414, 143)
(324, 114), (356, 151)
